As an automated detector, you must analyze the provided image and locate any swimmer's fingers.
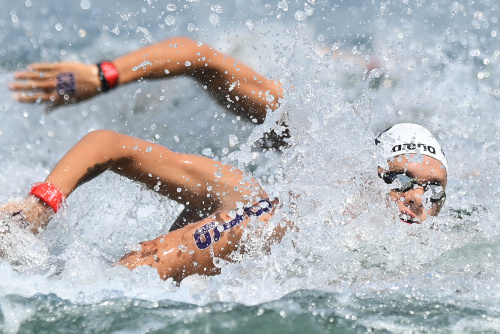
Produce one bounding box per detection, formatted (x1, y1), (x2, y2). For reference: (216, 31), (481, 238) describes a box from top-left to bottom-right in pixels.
(11, 64), (62, 104)
(25, 62), (60, 71)
(11, 62), (101, 110)
(12, 63), (60, 81)
(11, 64), (58, 93)
(13, 92), (67, 112)
(9, 79), (57, 92)
(13, 92), (59, 103)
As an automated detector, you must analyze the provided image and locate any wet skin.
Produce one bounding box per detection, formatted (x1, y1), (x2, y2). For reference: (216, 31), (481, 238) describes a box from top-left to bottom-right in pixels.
(378, 154), (448, 224)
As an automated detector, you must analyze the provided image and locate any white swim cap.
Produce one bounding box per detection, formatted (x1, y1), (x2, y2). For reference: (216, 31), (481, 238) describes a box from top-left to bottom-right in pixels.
(375, 123), (448, 172)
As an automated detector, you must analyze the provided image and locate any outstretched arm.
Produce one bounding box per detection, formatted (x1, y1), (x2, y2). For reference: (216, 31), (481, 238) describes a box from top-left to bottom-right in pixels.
(10, 37), (283, 122)
(1, 130), (267, 232)
(0, 130), (280, 280)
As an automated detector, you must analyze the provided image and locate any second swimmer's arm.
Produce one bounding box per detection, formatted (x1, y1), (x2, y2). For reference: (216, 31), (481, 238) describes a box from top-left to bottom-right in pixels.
(10, 37), (283, 122)
(114, 37), (282, 122)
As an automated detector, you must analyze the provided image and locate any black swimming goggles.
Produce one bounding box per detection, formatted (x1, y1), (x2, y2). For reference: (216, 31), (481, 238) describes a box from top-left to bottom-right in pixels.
(379, 171), (446, 204)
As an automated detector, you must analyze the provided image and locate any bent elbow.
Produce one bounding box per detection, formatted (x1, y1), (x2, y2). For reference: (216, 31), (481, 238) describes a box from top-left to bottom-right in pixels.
(81, 129), (120, 146)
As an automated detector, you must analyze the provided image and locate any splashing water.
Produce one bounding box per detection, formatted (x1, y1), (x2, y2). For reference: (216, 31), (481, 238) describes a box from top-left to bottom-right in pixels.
(0, 0), (499, 332)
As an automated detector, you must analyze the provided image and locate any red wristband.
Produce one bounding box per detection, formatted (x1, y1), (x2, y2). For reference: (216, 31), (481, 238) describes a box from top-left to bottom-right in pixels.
(29, 183), (65, 213)
(97, 61), (119, 91)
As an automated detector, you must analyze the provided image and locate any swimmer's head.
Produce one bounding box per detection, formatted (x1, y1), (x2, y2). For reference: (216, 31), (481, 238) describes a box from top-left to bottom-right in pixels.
(375, 123), (448, 224)
(375, 123), (448, 171)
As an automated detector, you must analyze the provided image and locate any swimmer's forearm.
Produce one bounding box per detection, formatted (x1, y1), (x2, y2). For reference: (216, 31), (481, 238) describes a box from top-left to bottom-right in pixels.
(43, 130), (260, 210)
(113, 37), (283, 122)
(44, 130), (180, 198)
(43, 131), (119, 197)
(115, 37), (280, 93)
(113, 37), (199, 83)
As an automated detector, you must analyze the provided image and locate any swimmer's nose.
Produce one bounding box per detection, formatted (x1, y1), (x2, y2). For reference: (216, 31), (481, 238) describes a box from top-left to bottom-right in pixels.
(400, 187), (426, 216)
(403, 186), (424, 204)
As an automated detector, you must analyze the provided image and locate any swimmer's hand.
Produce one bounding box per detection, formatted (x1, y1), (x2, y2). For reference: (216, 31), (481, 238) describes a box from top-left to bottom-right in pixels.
(9, 62), (102, 112)
(0, 196), (54, 234)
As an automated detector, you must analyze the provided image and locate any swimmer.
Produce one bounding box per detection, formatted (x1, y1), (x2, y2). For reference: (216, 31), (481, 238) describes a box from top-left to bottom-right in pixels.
(0, 123), (448, 281)
(0, 130), (284, 281)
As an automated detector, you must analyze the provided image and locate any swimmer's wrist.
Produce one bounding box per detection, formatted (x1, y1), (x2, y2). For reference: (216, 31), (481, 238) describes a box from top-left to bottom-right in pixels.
(96, 61), (119, 92)
(29, 182), (65, 213)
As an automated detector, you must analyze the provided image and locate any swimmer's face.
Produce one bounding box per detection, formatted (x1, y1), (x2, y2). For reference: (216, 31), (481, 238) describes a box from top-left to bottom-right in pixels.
(378, 154), (448, 224)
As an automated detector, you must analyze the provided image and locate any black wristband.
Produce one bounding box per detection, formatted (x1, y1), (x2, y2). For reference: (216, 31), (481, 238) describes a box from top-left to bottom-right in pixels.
(96, 62), (110, 92)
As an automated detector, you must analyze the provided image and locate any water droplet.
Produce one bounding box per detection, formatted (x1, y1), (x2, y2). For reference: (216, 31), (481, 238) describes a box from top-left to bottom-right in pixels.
(295, 10), (306, 21)
(229, 134), (239, 147)
(80, 0), (91, 10)
(209, 13), (219, 25)
(165, 15), (175, 26)
(210, 4), (223, 13)
(202, 148), (213, 156)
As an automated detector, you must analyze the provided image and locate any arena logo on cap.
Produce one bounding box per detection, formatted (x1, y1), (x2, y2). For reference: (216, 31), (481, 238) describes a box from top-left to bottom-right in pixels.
(391, 143), (436, 155)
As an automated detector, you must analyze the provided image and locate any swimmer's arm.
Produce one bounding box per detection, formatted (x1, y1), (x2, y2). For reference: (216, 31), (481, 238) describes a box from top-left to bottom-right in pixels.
(117, 209), (249, 281)
(19, 130), (262, 229)
(47, 130), (263, 206)
(1, 130), (264, 232)
(10, 37), (282, 121)
(115, 37), (283, 122)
